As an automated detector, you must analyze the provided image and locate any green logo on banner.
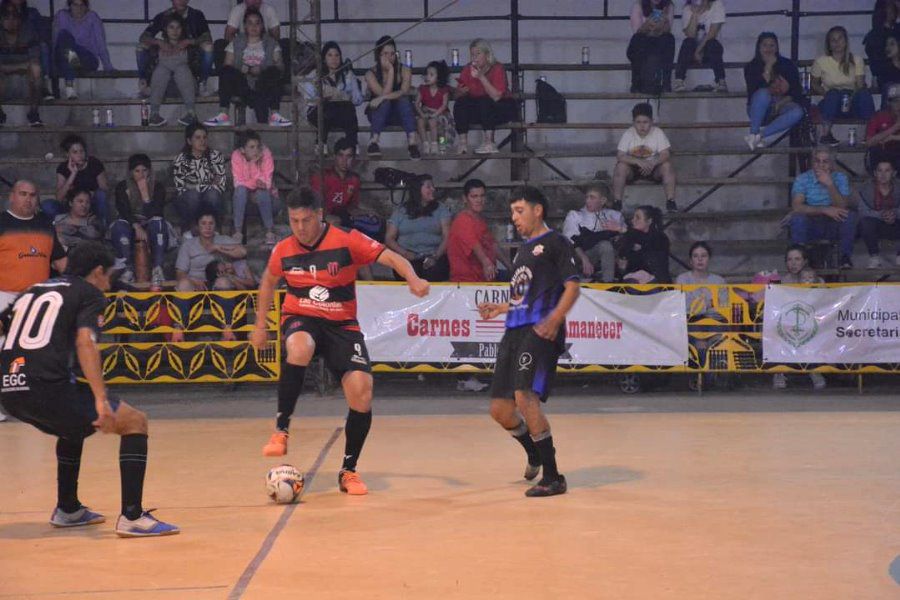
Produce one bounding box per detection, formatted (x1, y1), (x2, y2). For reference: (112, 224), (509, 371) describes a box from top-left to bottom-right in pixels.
(776, 301), (818, 348)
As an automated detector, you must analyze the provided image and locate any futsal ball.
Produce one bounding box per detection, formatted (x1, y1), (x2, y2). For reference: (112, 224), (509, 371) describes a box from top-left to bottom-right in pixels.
(265, 464), (305, 504)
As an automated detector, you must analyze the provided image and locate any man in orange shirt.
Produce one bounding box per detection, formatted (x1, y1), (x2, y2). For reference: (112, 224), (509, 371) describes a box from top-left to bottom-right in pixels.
(448, 179), (511, 282)
(250, 188), (428, 495)
(0, 179), (68, 422)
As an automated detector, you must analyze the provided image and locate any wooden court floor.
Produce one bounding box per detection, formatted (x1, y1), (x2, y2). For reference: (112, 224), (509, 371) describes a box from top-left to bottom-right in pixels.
(0, 407), (898, 599)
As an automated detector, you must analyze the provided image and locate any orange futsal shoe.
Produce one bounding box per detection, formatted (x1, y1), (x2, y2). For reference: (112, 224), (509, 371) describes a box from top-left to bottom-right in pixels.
(338, 469), (368, 495)
(262, 432), (289, 457)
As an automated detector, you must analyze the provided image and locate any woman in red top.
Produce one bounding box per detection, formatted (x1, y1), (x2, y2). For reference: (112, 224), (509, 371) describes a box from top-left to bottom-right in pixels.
(453, 38), (518, 155)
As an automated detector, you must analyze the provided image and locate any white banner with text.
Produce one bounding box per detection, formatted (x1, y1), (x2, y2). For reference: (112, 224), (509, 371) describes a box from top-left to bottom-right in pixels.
(357, 284), (688, 366)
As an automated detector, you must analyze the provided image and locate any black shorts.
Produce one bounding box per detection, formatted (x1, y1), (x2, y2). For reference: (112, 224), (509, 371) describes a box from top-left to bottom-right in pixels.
(627, 163), (663, 182)
(281, 315), (371, 377)
(490, 325), (564, 402)
(0, 380), (112, 440)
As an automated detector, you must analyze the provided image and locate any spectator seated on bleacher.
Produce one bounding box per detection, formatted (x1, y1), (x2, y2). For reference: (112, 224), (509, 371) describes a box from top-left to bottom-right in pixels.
(855, 158), (900, 268)
(51, 0), (112, 100)
(365, 35), (419, 159)
(744, 31), (806, 150)
(137, 0), (213, 98)
(453, 38), (517, 155)
(812, 26), (876, 146)
(875, 34), (900, 108)
(53, 187), (103, 250)
(864, 0), (900, 90)
(231, 129), (279, 246)
(385, 174), (451, 281)
(415, 60), (451, 155)
(675, 241), (727, 314)
(673, 0), (727, 93)
(204, 8), (290, 128)
(112, 153), (172, 291)
(0, 2), (43, 126)
(615, 204), (671, 284)
(788, 146), (857, 268)
(779, 244), (814, 284)
(8, 0), (52, 98)
(172, 123), (226, 236)
(613, 102), (678, 213)
(310, 137), (363, 228)
(448, 178), (510, 283)
(626, 0), (675, 94)
(301, 41), (364, 151)
(146, 13), (197, 127)
(562, 182), (625, 283)
(48, 134), (109, 225)
(866, 82), (900, 171)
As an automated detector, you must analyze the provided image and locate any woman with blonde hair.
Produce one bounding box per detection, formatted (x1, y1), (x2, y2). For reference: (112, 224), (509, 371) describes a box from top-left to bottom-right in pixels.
(453, 38), (517, 154)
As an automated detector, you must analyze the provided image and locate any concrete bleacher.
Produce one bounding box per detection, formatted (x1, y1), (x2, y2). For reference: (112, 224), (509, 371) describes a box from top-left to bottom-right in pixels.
(0, 0), (887, 283)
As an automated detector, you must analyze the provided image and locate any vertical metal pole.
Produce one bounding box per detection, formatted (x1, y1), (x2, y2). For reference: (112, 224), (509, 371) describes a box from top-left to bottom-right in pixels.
(857, 373), (863, 395)
(790, 0), (800, 62)
(510, 0), (527, 182)
(314, 0), (325, 181)
(333, 0), (339, 21)
(144, 0), (149, 22)
(290, 0), (300, 183)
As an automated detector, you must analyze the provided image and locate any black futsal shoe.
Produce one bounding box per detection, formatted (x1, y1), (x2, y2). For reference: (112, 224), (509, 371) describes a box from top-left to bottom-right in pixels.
(525, 474), (567, 497)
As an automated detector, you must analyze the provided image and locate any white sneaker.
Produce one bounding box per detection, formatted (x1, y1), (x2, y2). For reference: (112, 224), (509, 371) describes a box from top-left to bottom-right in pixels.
(744, 133), (761, 151)
(715, 79), (729, 93)
(64, 85), (78, 100)
(456, 376), (489, 392)
(673, 79), (687, 93)
(115, 511), (179, 538)
(809, 372), (826, 390)
(119, 269), (135, 285)
(772, 373), (787, 389)
(198, 81), (214, 97)
(204, 112), (231, 126)
(49, 506), (105, 527)
(867, 255), (883, 269)
(268, 112), (292, 127)
(474, 141), (499, 154)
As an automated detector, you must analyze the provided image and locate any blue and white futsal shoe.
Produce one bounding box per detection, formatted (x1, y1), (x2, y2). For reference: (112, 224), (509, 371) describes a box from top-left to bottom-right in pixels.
(115, 510), (180, 538)
(49, 506), (106, 528)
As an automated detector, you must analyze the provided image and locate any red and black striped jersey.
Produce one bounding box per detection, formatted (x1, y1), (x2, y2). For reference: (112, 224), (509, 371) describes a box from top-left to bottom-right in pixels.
(267, 224), (384, 324)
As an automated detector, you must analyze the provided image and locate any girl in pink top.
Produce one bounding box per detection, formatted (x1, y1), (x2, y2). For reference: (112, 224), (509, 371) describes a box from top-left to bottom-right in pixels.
(415, 60), (451, 154)
(230, 129), (279, 245)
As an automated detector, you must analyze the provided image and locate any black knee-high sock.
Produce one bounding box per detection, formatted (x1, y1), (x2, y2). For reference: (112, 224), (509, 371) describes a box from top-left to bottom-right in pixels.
(56, 437), (84, 512)
(532, 430), (559, 482)
(341, 409), (372, 472)
(276, 364), (306, 432)
(506, 420), (540, 465)
(120, 434), (148, 520)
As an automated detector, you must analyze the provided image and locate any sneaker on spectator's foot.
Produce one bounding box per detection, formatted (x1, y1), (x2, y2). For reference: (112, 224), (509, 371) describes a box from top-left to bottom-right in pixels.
(429, 141), (439, 155)
(456, 376), (488, 392)
(840, 255), (853, 269)
(809, 372), (826, 390)
(138, 80), (151, 98)
(475, 141), (499, 154)
(204, 112), (231, 126)
(262, 431), (288, 457)
(65, 85), (78, 100)
(744, 133), (761, 151)
(408, 144), (421, 160)
(119, 269), (135, 285)
(672, 79), (687, 92)
(27, 110), (43, 127)
(177, 112), (196, 126)
(115, 510), (179, 538)
(715, 79), (729, 93)
(773, 373), (787, 389)
(820, 132), (840, 146)
(42, 77), (54, 100)
(867, 255), (882, 269)
(50, 506), (105, 528)
(150, 266), (165, 291)
(665, 199), (679, 213)
(148, 113), (166, 127)
(525, 474), (567, 497)
(339, 469), (368, 495)
(457, 141), (469, 154)
(367, 141), (381, 156)
(268, 112), (292, 127)
(198, 81), (213, 96)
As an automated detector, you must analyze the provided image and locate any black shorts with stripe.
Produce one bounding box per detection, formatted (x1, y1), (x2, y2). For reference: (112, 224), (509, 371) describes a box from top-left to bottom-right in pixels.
(489, 325), (564, 403)
(281, 315), (371, 378)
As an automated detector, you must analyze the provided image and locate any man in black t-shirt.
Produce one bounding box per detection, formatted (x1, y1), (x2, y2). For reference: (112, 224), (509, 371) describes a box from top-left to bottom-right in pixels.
(0, 242), (179, 537)
(478, 186), (580, 497)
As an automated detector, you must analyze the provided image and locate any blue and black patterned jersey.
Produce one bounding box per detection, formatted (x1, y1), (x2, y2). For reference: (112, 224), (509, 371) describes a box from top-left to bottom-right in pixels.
(505, 229), (579, 329)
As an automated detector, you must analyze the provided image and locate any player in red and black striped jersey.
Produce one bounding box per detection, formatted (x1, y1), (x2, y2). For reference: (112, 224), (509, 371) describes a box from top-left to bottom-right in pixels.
(251, 188), (428, 495)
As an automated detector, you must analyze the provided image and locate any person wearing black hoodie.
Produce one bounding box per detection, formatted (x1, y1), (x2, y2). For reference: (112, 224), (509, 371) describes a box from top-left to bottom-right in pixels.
(615, 205), (671, 284)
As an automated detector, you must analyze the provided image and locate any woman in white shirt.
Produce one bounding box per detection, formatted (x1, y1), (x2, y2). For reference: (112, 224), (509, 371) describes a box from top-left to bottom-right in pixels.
(673, 0), (727, 92)
(626, 0), (676, 93)
(812, 25), (876, 146)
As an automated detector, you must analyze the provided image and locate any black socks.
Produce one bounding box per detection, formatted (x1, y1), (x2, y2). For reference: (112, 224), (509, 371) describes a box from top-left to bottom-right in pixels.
(507, 420), (540, 466)
(342, 409), (372, 472)
(532, 430), (560, 482)
(120, 434), (148, 520)
(276, 363), (306, 432)
(56, 437), (84, 513)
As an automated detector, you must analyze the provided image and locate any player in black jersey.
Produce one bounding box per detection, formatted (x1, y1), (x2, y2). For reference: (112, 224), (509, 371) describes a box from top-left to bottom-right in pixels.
(478, 186), (580, 497)
(0, 242), (179, 537)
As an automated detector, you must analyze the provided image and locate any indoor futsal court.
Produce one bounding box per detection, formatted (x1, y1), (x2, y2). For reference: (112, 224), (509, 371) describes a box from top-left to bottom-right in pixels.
(1, 382), (898, 599)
